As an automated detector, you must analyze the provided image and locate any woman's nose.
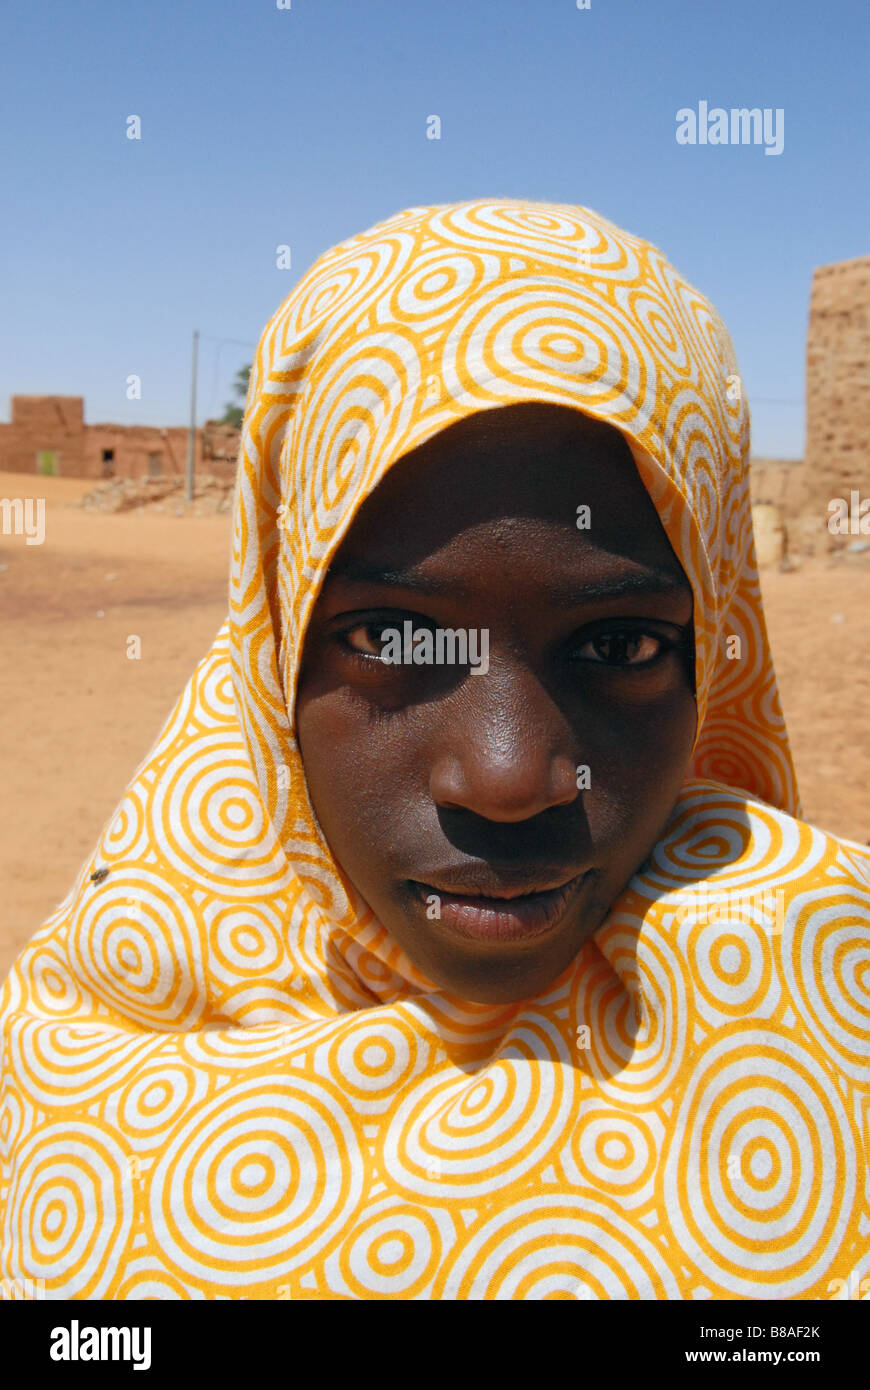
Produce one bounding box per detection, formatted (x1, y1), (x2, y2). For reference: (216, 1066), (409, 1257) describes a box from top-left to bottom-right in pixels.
(428, 663), (580, 823)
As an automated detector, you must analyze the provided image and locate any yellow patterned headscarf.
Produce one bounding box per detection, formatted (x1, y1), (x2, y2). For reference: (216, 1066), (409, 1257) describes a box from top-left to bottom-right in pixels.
(2, 199), (868, 1301)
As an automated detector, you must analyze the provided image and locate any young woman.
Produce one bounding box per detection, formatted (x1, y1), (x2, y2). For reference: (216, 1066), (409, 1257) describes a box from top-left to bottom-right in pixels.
(1, 199), (867, 1301)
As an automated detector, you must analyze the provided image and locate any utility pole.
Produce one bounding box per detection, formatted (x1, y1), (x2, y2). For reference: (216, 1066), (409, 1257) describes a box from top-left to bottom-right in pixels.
(186, 329), (199, 503)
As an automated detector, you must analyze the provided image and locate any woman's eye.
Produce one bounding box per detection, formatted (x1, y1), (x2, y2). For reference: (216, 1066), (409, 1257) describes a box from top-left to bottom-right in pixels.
(338, 621), (675, 669)
(344, 623), (392, 658)
(573, 630), (665, 665)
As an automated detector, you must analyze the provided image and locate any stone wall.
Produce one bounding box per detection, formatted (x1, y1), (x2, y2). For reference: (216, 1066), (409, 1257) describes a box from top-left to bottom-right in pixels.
(749, 456), (808, 512)
(805, 255), (870, 516)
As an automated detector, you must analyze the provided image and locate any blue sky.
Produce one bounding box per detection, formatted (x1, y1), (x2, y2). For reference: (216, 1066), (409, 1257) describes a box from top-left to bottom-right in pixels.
(1, 0), (867, 456)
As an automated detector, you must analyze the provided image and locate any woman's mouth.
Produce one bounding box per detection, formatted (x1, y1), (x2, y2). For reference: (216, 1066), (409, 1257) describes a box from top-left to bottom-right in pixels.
(408, 872), (590, 944)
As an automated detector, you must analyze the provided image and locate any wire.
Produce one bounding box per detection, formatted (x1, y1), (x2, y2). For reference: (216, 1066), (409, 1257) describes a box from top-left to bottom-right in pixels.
(198, 335), (257, 349)
(200, 337), (256, 419)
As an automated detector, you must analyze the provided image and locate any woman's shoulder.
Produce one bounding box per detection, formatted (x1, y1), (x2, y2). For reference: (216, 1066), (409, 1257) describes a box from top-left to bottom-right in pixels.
(601, 778), (870, 1092)
(647, 777), (870, 898)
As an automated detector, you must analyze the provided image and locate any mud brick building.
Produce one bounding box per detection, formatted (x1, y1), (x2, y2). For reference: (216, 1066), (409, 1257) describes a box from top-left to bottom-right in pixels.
(805, 255), (870, 513)
(0, 395), (240, 481)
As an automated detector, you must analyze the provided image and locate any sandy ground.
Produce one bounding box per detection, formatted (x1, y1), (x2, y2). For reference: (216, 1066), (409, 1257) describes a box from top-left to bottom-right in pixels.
(1, 470), (868, 980)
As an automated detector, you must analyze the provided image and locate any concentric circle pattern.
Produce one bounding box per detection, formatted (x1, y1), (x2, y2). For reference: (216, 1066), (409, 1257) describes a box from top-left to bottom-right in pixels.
(1, 1121), (134, 1298)
(2, 200), (867, 1299)
(661, 1027), (860, 1298)
(432, 1194), (683, 1300)
(557, 1100), (665, 1211)
(324, 1196), (456, 1300)
(382, 1015), (575, 1201)
(147, 1074), (367, 1290)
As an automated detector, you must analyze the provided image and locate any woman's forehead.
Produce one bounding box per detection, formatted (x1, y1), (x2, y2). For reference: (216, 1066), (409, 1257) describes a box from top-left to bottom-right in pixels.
(325, 403), (687, 582)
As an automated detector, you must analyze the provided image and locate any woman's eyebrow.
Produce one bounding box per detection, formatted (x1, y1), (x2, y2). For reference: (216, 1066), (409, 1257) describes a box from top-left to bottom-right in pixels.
(325, 557), (690, 606)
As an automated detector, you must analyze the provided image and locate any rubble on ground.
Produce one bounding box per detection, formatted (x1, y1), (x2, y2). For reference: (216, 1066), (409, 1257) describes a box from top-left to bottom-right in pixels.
(74, 475), (235, 517)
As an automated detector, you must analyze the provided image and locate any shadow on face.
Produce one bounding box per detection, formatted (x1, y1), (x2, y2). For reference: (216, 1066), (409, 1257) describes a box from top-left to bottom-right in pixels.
(296, 403), (697, 1004)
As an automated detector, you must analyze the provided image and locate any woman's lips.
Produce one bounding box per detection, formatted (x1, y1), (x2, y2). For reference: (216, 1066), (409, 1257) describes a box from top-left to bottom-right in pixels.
(409, 872), (589, 944)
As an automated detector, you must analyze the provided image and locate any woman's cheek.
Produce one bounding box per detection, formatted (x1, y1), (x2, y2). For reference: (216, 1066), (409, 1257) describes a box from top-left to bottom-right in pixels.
(584, 698), (695, 828)
(299, 704), (403, 841)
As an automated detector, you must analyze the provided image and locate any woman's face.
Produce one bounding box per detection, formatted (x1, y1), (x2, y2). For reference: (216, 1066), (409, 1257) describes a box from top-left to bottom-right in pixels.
(296, 403), (697, 1003)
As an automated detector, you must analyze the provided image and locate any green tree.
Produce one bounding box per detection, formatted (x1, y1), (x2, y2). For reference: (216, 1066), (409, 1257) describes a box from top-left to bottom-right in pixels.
(220, 363), (252, 428)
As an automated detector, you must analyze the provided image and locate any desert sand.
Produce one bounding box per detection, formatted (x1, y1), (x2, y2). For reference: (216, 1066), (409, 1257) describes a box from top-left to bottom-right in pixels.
(1, 470), (868, 980)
